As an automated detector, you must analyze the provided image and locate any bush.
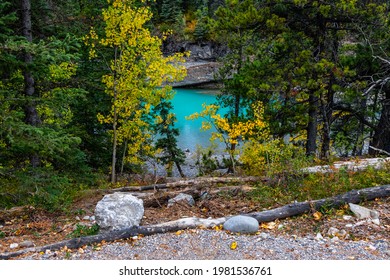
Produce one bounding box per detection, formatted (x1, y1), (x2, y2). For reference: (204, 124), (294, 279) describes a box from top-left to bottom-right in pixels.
(240, 139), (310, 179)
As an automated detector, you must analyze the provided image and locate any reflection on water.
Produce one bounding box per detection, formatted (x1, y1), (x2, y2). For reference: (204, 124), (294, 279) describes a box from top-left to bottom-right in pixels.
(171, 88), (226, 152)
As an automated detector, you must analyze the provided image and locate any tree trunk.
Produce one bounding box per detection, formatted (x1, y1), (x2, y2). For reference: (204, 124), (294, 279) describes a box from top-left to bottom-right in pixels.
(111, 47), (119, 184)
(21, 0), (41, 167)
(306, 92), (318, 156)
(369, 88), (390, 155)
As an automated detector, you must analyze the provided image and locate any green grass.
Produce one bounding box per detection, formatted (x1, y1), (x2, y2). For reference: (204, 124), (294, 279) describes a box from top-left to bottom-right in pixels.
(249, 161), (390, 208)
(68, 223), (100, 238)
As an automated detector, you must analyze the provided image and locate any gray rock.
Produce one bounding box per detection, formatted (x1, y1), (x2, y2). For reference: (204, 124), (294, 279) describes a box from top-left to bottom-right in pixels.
(223, 215), (259, 234)
(10, 243), (18, 249)
(94, 193), (144, 231)
(82, 215), (90, 221)
(19, 240), (34, 248)
(315, 233), (324, 240)
(327, 227), (340, 237)
(167, 193), (195, 207)
(349, 203), (379, 219)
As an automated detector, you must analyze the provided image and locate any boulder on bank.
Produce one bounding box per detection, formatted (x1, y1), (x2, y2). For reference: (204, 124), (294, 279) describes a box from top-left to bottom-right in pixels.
(223, 215), (259, 234)
(95, 193), (144, 231)
(167, 193), (195, 207)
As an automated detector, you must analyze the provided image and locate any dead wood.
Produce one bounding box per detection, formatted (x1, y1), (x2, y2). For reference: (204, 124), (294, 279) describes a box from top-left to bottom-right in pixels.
(1, 184), (389, 260)
(106, 176), (263, 193)
(0, 206), (35, 222)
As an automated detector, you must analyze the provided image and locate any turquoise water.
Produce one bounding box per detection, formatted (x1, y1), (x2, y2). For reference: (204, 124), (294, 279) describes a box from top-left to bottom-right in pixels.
(171, 88), (225, 152)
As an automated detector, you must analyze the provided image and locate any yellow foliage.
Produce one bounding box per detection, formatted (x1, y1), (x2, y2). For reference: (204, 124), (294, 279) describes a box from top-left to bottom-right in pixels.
(187, 101), (269, 147)
(85, 0), (186, 167)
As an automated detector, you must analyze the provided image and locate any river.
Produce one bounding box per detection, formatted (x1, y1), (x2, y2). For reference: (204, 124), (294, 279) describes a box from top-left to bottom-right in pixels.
(171, 88), (225, 152)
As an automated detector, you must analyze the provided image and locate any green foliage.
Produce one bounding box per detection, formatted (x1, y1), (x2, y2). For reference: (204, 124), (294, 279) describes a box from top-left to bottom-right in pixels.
(68, 223), (100, 238)
(193, 143), (221, 176)
(0, 231), (5, 238)
(249, 161), (390, 209)
(151, 98), (185, 177)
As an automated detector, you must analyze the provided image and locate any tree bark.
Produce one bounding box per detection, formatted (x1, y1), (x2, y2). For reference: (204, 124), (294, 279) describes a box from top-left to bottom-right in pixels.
(2, 184), (389, 260)
(21, 0), (41, 167)
(106, 176), (263, 192)
(369, 88), (390, 155)
(306, 92), (318, 156)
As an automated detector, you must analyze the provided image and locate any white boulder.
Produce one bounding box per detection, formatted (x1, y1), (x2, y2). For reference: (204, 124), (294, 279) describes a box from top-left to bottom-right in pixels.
(95, 193), (144, 231)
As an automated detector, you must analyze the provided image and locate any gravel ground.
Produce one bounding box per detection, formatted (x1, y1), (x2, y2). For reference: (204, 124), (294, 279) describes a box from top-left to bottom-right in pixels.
(21, 229), (390, 260)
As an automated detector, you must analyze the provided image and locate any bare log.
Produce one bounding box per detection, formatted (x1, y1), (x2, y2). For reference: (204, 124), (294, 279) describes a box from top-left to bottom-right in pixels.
(106, 176), (263, 193)
(1, 184), (389, 260)
(247, 184), (390, 222)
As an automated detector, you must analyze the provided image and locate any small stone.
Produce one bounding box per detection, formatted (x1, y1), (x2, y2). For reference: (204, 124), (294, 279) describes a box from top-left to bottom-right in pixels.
(338, 229), (348, 238)
(82, 215), (90, 221)
(343, 215), (353, 221)
(259, 232), (269, 239)
(331, 236), (340, 242)
(315, 233), (324, 240)
(10, 243), (18, 249)
(19, 240), (34, 248)
(368, 245), (377, 250)
(345, 224), (353, 228)
(349, 203), (379, 219)
(277, 224), (284, 230)
(75, 216), (81, 221)
(90, 216), (96, 221)
(223, 215), (259, 234)
(371, 218), (380, 225)
(168, 193), (195, 207)
(327, 227), (339, 237)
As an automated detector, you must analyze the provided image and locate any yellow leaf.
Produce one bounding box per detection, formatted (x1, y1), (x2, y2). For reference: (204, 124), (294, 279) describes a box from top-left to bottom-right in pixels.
(313, 211), (322, 221)
(176, 230), (183, 235)
(261, 222), (276, 229)
(230, 241), (238, 250)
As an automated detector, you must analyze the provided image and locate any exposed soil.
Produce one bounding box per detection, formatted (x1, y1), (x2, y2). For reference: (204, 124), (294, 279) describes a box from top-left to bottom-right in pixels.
(0, 187), (389, 258)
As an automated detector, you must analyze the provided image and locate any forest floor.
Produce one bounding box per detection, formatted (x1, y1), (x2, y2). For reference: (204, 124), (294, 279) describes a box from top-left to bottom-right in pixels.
(1, 184), (389, 257)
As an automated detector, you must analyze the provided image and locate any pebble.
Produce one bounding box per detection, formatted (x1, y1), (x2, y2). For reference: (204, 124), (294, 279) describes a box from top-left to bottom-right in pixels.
(19, 240), (34, 248)
(83, 216), (90, 221)
(10, 243), (19, 249)
(343, 215), (353, 220)
(259, 232), (269, 239)
(327, 227), (339, 237)
(315, 233), (324, 240)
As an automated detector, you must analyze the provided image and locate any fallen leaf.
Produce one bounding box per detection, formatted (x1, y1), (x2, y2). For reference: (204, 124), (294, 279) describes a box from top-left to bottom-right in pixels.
(313, 212), (322, 221)
(261, 222), (276, 230)
(175, 230), (183, 235)
(213, 224), (223, 231)
(230, 241), (237, 250)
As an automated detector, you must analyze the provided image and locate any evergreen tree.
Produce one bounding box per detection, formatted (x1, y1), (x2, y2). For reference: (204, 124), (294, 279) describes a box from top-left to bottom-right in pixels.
(161, 0), (183, 23)
(152, 99), (186, 177)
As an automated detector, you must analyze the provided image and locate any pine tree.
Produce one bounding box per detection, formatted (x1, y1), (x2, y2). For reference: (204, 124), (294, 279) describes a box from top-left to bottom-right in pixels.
(152, 99), (186, 177)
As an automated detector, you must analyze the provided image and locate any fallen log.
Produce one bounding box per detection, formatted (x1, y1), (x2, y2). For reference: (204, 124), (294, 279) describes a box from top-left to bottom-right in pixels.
(1, 184), (389, 260)
(106, 176), (263, 192)
(247, 184), (390, 222)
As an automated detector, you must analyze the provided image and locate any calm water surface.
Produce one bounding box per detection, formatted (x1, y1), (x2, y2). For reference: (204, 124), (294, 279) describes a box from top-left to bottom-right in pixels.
(171, 88), (225, 152)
